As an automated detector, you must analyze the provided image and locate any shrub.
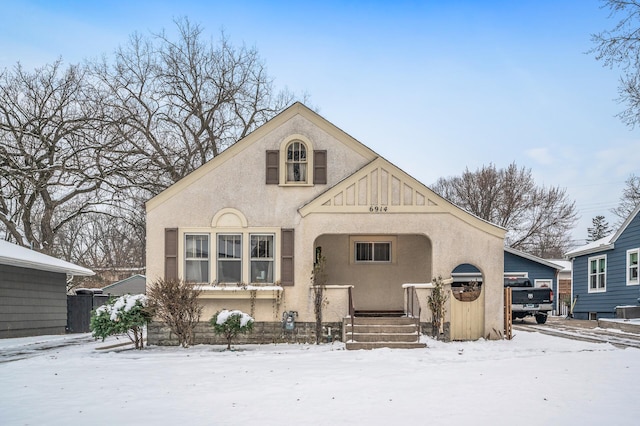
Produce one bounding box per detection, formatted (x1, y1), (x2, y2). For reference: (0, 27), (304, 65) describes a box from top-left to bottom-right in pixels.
(90, 294), (151, 349)
(311, 254), (328, 344)
(147, 278), (203, 348)
(427, 276), (449, 339)
(210, 310), (254, 350)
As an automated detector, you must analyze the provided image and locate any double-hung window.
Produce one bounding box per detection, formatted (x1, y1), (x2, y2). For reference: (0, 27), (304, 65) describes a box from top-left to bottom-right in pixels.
(185, 234), (209, 283)
(251, 234), (274, 282)
(217, 234), (242, 283)
(355, 241), (391, 263)
(286, 141), (307, 183)
(588, 255), (606, 293)
(627, 249), (639, 286)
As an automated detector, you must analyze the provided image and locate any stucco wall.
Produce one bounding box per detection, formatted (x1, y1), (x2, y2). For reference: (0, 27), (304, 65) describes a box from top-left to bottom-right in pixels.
(146, 106), (505, 340)
(146, 113), (374, 286)
(315, 234), (431, 311)
(296, 212), (504, 338)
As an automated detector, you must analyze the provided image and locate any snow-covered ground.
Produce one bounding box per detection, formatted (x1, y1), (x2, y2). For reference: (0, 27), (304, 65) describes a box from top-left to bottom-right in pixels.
(1, 330), (639, 425)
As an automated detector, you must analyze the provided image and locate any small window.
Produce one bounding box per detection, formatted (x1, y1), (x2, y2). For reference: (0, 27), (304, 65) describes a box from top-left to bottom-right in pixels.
(355, 242), (391, 263)
(627, 249), (639, 286)
(217, 234), (242, 283)
(534, 279), (552, 288)
(286, 141), (307, 183)
(588, 255), (606, 293)
(251, 234), (274, 282)
(185, 234), (209, 283)
(589, 312), (597, 321)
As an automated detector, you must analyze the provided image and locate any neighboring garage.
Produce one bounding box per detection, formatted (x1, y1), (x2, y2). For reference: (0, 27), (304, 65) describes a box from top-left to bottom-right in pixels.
(0, 240), (94, 338)
(101, 274), (146, 297)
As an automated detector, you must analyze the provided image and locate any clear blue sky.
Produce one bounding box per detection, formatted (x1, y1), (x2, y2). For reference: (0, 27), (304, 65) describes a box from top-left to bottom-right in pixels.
(1, 0), (637, 247)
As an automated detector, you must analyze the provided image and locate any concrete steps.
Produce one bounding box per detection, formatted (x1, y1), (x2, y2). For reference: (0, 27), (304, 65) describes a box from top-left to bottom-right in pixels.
(344, 316), (426, 350)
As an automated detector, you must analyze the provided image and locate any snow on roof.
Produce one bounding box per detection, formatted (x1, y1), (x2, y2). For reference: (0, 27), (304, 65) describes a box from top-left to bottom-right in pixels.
(566, 204), (640, 258)
(0, 240), (94, 276)
(565, 234), (615, 258)
(547, 259), (572, 272)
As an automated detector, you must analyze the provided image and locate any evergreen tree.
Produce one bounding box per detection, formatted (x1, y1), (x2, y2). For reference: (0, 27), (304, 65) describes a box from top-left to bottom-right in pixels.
(587, 215), (612, 242)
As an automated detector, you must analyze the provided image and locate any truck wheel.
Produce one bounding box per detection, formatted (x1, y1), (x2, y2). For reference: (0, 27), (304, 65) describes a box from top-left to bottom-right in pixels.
(535, 314), (547, 324)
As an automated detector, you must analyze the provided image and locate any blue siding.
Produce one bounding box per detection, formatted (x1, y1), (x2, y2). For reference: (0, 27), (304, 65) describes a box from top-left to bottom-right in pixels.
(504, 252), (557, 283)
(572, 212), (640, 320)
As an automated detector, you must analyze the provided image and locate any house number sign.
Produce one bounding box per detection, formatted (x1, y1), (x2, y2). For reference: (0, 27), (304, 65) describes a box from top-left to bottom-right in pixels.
(369, 205), (388, 213)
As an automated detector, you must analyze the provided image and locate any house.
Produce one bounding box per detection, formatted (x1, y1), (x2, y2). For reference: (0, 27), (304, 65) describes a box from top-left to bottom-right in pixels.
(566, 204), (640, 320)
(145, 103), (506, 345)
(0, 240), (94, 338)
(102, 274), (146, 296)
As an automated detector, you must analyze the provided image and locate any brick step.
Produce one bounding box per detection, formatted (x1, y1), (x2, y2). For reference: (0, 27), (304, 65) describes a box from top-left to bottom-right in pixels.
(349, 332), (419, 343)
(345, 341), (427, 350)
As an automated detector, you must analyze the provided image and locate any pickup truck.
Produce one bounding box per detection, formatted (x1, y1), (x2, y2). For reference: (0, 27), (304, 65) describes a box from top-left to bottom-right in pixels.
(504, 277), (553, 324)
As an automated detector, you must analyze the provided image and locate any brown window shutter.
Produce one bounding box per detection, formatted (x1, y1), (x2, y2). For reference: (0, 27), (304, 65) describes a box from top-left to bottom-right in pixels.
(313, 150), (327, 184)
(165, 228), (178, 280)
(266, 150), (279, 184)
(281, 229), (294, 286)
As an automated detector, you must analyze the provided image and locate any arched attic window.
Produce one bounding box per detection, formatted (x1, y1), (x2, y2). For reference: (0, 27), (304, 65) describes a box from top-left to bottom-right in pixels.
(286, 140), (307, 183)
(265, 134), (326, 186)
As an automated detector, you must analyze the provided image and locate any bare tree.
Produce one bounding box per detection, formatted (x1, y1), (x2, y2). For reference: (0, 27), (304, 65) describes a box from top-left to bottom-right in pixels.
(611, 173), (640, 224)
(1, 19), (297, 273)
(590, 0), (640, 127)
(431, 162), (578, 257)
(91, 18), (296, 191)
(0, 60), (124, 254)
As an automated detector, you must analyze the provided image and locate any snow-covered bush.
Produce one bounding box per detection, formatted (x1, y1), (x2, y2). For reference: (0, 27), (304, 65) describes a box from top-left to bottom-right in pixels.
(210, 310), (254, 350)
(90, 294), (151, 349)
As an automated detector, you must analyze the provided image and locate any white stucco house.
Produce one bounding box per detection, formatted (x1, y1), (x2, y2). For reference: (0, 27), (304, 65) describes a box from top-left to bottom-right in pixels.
(145, 103), (506, 346)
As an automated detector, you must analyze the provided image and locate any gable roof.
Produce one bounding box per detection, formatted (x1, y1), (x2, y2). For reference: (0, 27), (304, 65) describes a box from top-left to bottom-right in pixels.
(102, 274), (146, 291)
(566, 203), (640, 258)
(0, 240), (94, 276)
(504, 246), (564, 270)
(146, 102), (379, 212)
(299, 157), (505, 237)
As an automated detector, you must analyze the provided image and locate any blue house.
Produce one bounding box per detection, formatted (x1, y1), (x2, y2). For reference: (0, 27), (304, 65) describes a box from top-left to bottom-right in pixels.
(566, 204), (640, 320)
(504, 247), (563, 314)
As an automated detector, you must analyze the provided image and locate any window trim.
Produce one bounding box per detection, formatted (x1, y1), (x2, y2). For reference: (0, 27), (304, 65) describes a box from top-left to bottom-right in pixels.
(179, 226), (281, 285)
(588, 254), (606, 293)
(184, 233), (210, 283)
(279, 134), (314, 186)
(250, 233), (275, 283)
(534, 279), (552, 288)
(217, 233), (243, 284)
(349, 235), (397, 264)
(627, 248), (639, 286)
(285, 141), (308, 184)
